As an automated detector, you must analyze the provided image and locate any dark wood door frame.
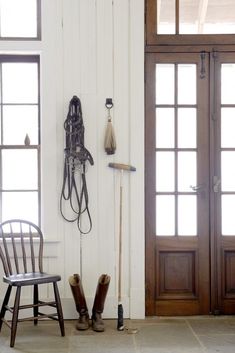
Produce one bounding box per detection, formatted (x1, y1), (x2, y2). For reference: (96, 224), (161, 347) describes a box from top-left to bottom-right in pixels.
(145, 52), (211, 316)
(145, 48), (235, 316)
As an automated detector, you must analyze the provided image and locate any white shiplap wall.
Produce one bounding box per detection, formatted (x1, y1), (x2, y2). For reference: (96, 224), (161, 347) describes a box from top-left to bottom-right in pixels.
(0, 0), (145, 319)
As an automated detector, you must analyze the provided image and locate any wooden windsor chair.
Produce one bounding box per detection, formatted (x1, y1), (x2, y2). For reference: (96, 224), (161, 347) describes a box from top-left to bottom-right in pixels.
(0, 219), (65, 347)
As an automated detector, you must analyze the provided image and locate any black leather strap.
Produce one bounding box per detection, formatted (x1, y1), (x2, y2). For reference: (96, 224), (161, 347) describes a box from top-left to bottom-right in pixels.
(60, 96), (94, 234)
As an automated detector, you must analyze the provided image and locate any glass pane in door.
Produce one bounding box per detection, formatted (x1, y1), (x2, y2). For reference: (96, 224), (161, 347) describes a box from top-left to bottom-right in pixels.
(221, 64), (235, 104)
(156, 195), (175, 236)
(221, 108), (235, 148)
(222, 195), (235, 236)
(178, 195), (197, 236)
(178, 64), (196, 104)
(178, 152), (197, 192)
(221, 152), (235, 192)
(156, 64), (175, 104)
(156, 152), (175, 191)
(156, 108), (175, 148)
(178, 108), (197, 148)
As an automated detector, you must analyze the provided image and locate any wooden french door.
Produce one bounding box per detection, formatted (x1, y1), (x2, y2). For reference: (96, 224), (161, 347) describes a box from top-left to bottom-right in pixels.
(145, 50), (235, 316)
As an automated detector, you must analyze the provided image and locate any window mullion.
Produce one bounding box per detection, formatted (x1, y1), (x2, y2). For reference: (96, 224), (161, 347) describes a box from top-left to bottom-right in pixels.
(176, 0), (179, 35)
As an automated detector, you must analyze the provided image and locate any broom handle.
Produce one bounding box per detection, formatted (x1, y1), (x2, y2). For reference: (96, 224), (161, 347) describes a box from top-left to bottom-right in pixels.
(118, 169), (123, 303)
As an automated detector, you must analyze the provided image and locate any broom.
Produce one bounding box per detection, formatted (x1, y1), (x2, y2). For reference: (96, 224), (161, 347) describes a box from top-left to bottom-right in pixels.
(104, 98), (116, 155)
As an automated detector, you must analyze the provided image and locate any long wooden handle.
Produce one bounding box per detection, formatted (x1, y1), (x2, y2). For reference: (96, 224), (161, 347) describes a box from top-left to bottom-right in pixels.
(108, 162), (136, 172)
(118, 181), (123, 302)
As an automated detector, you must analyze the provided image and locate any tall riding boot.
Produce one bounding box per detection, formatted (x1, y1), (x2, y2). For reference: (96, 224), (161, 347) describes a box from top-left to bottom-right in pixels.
(69, 274), (89, 330)
(92, 274), (111, 332)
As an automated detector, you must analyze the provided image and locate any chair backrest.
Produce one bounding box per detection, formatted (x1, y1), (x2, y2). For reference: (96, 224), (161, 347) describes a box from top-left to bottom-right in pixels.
(0, 219), (44, 276)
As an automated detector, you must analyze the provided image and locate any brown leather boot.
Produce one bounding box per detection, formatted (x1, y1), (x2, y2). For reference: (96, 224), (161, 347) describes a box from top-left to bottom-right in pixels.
(69, 274), (89, 330)
(92, 274), (110, 332)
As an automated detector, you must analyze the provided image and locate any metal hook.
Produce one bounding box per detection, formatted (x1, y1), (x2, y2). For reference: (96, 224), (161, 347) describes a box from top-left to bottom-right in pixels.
(105, 98), (113, 109)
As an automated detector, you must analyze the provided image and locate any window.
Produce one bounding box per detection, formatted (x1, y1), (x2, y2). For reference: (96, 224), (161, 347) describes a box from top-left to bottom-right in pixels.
(0, 0), (41, 39)
(146, 0), (235, 45)
(0, 56), (40, 225)
(158, 0), (235, 35)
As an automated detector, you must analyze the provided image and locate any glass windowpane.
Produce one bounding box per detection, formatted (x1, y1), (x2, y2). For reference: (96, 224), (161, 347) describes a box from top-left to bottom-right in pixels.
(156, 195), (175, 236)
(3, 105), (38, 145)
(204, 0), (235, 34)
(221, 152), (235, 192)
(0, 0), (37, 38)
(221, 108), (235, 148)
(2, 150), (38, 190)
(178, 108), (197, 148)
(156, 108), (175, 148)
(179, 0), (235, 34)
(157, 0), (175, 34)
(156, 152), (175, 192)
(222, 195), (235, 236)
(156, 64), (175, 104)
(2, 63), (38, 104)
(221, 64), (235, 104)
(178, 152), (197, 192)
(2, 192), (38, 225)
(178, 195), (197, 236)
(178, 64), (196, 104)
(179, 0), (198, 34)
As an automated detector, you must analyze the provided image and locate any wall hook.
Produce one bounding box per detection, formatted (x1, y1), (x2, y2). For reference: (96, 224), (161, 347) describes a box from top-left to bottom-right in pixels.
(105, 98), (113, 109)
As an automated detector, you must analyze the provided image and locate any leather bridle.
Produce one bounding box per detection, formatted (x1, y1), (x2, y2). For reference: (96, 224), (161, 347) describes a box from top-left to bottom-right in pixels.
(60, 96), (94, 234)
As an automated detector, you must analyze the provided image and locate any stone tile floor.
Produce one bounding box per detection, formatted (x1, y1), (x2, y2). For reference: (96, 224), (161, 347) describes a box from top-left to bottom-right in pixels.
(1, 316), (235, 352)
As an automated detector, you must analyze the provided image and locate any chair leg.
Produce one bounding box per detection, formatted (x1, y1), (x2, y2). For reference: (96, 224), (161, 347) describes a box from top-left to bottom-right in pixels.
(53, 282), (65, 336)
(10, 286), (21, 348)
(0, 285), (12, 332)
(33, 284), (39, 325)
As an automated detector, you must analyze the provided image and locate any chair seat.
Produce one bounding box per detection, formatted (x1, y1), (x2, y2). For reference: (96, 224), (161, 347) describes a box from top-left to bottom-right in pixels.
(3, 272), (61, 286)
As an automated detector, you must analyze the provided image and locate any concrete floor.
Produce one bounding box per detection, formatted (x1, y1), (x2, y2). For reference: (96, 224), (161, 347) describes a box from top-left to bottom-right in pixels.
(1, 316), (235, 352)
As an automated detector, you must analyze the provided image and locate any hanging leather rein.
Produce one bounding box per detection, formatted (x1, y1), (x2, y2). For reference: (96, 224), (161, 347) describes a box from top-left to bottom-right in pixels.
(60, 96), (94, 234)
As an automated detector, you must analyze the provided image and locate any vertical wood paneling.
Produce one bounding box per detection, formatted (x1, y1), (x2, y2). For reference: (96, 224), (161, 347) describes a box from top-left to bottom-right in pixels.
(79, 94), (99, 297)
(79, 0), (97, 95)
(129, 0), (145, 318)
(40, 0), (59, 240)
(61, 0), (81, 298)
(62, 0), (81, 97)
(94, 0), (116, 300)
(113, 0), (130, 312)
(0, 0), (145, 319)
(77, 0), (99, 296)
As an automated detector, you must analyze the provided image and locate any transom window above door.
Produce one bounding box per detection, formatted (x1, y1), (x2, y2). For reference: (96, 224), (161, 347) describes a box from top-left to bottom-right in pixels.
(158, 0), (235, 35)
(146, 0), (235, 45)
